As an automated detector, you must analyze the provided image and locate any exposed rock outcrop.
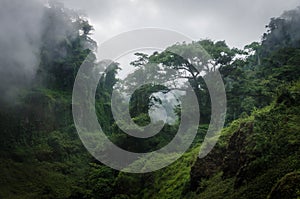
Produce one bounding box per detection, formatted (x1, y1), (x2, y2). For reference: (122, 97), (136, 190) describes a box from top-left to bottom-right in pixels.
(190, 121), (254, 191)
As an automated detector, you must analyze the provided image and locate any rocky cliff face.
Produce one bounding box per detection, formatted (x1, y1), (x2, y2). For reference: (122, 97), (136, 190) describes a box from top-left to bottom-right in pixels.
(189, 84), (300, 198)
(190, 144), (224, 191)
(190, 121), (254, 191)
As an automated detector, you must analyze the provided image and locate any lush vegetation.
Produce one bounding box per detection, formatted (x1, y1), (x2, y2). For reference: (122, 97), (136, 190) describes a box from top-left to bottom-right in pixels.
(0, 3), (300, 199)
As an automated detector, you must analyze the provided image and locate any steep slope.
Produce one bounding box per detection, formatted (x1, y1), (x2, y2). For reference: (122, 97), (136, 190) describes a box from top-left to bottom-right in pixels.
(189, 82), (300, 199)
(112, 82), (300, 199)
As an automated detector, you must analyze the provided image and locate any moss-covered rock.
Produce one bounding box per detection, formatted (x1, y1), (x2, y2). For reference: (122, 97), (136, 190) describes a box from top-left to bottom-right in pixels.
(268, 171), (300, 199)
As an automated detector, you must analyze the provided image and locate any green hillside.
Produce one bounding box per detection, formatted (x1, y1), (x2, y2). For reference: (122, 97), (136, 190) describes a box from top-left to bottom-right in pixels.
(0, 3), (300, 199)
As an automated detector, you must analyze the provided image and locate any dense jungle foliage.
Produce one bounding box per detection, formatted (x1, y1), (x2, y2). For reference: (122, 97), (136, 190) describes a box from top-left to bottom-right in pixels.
(0, 3), (299, 199)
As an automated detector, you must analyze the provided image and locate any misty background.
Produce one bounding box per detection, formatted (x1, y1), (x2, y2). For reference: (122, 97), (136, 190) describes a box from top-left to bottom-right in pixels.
(1, 0), (300, 104)
(59, 0), (300, 48)
(0, 0), (44, 102)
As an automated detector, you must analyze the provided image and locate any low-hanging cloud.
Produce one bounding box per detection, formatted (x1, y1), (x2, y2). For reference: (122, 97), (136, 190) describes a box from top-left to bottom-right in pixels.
(0, 0), (45, 103)
(0, 0), (88, 104)
(60, 0), (300, 48)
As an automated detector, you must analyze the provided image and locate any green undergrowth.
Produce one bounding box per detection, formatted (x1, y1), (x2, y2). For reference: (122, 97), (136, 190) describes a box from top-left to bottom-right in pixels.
(112, 81), (300, 199)
(189, 82), (300, 199)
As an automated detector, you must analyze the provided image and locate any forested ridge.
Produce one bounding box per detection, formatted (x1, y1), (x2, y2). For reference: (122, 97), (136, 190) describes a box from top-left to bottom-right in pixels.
(0, 2), (300, 199)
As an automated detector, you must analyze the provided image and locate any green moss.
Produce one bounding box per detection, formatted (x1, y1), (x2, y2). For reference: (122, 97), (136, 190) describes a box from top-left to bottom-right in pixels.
(113, 146), (200, 199)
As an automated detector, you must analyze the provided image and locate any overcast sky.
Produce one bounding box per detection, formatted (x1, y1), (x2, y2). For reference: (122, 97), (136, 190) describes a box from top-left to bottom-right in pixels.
(59, 0), (300, 49)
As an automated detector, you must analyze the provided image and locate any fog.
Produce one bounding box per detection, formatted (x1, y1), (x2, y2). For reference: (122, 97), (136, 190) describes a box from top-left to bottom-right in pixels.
(1, 0), (300, 105)
(0, 0), (44, 103)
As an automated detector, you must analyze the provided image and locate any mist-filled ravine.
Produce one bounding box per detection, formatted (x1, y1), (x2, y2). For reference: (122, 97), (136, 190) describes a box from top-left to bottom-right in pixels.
(0, 1), (300, 198)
